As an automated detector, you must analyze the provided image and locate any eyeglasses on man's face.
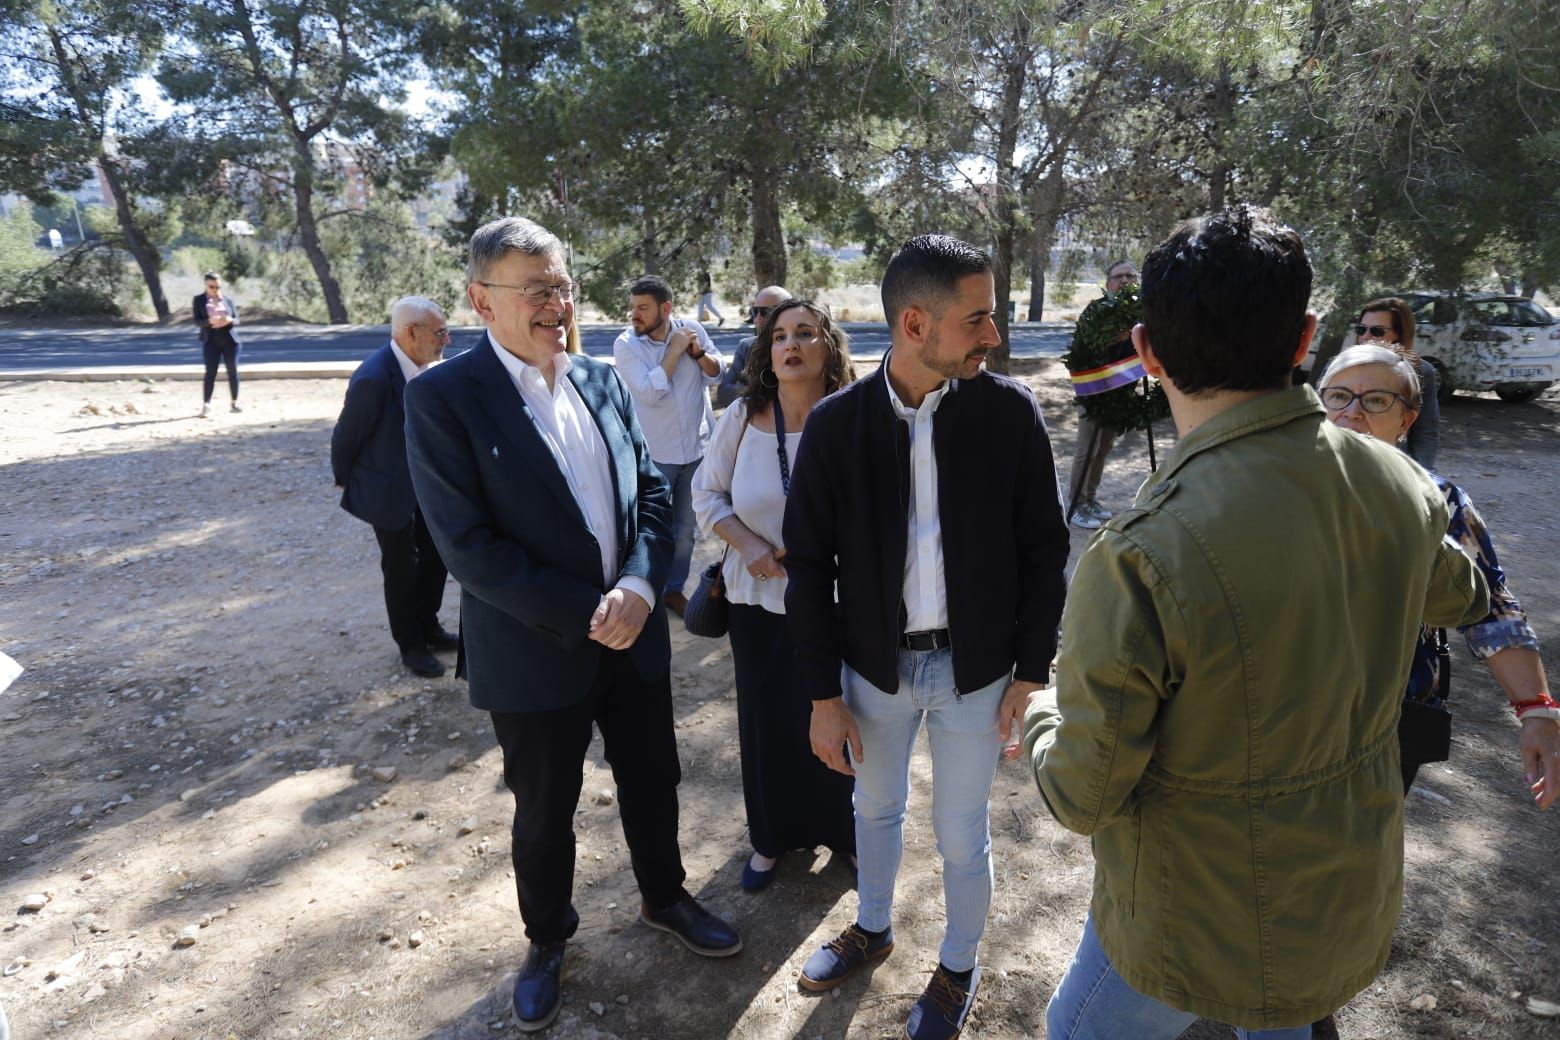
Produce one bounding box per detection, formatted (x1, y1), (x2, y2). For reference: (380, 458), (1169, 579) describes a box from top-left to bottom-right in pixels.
(480, 281), (579, 304)
(751, 305), (773, 320)
(1353, 323), (1394, 340)
(1319, 387), (1411, 414)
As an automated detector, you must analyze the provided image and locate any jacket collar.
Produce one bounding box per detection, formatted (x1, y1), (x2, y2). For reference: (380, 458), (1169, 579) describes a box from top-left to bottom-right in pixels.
(1154, 385), (1325, 483)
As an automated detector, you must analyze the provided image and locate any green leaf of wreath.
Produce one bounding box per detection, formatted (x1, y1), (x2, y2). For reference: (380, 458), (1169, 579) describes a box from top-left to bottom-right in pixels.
(1061, 286), (1170, 434)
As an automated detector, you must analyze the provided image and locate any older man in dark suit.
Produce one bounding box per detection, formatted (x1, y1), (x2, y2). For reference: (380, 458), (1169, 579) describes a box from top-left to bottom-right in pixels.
(331, 296), (458, 677)
(404, 217), (741, 1033)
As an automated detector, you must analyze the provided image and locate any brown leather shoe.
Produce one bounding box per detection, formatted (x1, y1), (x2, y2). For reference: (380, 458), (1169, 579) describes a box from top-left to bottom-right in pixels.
(664, 591), (688, 617)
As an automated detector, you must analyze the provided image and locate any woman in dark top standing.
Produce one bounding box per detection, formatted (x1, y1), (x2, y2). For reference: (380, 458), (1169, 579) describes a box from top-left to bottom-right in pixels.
(194, 271), (242, 418)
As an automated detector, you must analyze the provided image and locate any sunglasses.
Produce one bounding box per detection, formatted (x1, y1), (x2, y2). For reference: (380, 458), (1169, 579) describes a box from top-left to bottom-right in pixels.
(1353, 323), (1394, 340)
(751, 305), (773, 320)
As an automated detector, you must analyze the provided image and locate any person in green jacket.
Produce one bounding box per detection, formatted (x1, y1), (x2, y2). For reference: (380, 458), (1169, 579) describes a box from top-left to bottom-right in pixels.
(1020, 207), (1490, 1038)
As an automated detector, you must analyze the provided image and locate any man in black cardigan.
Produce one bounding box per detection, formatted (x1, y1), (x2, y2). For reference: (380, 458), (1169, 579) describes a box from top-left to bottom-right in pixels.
(783, 234), (1070, 1040)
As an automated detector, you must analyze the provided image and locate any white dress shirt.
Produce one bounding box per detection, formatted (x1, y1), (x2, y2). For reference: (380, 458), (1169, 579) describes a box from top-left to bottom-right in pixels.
(886, 367), (951, 632)
(612, 319), (725, 466)
(389, 341), (434, 383)
(691, 400), (797, 615)
(489, 336), (656, 610)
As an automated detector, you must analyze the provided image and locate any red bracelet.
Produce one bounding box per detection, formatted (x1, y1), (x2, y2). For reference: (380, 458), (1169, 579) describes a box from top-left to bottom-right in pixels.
(1512, 693), (1558, 721)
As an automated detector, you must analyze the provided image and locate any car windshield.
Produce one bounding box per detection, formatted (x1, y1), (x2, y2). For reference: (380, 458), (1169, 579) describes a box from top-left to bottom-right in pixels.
(1469, 299), (1555, 326)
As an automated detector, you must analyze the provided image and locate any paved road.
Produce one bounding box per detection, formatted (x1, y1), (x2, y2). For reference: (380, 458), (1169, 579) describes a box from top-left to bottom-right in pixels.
(0, 321), (1074, 371)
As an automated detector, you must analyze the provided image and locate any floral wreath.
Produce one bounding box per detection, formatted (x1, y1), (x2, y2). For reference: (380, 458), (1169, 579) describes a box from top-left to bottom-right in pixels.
(1061, 285), (1169, 434)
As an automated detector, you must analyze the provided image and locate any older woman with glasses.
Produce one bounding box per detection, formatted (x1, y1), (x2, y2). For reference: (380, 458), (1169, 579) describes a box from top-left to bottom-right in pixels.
(693, 298), (858, 890)
(1318, 345), (1558, 807)
(1351, 296), (1440, 470)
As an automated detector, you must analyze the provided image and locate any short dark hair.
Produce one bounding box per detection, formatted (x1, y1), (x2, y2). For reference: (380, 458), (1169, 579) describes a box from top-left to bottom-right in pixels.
(629, 275), (672, 306)
(203, 271), (221, 282)
(1357, 296), (1416, 351)
(742, 299), (857, 409)
(880, 235), (991, 329)
(1139, 206), (1312, 394)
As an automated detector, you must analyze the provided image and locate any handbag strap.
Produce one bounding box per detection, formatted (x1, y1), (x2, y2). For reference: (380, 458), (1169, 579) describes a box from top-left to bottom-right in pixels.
(1434, 627), (1451, 703)
(772, 399), (793, 497)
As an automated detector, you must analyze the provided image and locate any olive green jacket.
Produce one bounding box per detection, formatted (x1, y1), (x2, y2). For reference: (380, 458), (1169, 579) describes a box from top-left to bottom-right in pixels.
(1023, 386), (1489, 1029)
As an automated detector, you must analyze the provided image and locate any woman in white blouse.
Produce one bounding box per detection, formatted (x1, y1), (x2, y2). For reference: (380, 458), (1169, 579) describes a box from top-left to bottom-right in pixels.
(692, 299), (859, 892)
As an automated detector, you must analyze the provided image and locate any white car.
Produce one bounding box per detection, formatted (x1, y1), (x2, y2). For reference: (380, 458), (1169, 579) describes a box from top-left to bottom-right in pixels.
(1404, 291), (1560, 403)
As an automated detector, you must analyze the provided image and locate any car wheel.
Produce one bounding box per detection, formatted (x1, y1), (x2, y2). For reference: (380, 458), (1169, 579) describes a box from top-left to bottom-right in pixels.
(1425, 357), (1454, 405)
(1494, 385), (1542, 403)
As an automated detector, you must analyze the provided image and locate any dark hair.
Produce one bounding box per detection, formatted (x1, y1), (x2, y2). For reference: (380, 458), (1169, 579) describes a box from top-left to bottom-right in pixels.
(1357, 296), (1416, 351)
(1139, 206), (1312, 394)
(742, 299), (857, 410)
(202, 271), (221, 282)
(629, 275), (672, 306)
(880, 234), (991, 329)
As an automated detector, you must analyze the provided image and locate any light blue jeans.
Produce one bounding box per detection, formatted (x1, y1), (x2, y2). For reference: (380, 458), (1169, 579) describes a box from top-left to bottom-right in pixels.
(1047, 914), (1314, 1040)
(844, 648), (1005, 973)
(654, 459), (698, 598)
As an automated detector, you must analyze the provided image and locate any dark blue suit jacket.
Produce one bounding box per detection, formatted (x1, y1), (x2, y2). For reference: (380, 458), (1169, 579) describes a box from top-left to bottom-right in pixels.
(404, 337), (673, 713)
(331, 344), (418, 531)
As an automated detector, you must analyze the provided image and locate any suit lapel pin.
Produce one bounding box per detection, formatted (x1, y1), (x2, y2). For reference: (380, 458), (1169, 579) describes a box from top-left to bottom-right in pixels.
(492, 446), (500, 459)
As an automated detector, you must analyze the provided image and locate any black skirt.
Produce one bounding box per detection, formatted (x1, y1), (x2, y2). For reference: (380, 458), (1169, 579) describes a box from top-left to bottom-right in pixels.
(728, 601), (856, 858)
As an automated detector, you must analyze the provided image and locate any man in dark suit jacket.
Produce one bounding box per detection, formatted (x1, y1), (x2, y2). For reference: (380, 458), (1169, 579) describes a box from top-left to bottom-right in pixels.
(194, 271), (242, 417)
(404, 217), (741, 1033)
(331, 296), (458, 678)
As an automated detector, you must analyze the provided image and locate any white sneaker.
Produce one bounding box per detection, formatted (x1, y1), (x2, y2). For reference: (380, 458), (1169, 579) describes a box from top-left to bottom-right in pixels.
(1069, 509), (1103, 530)
(231, 401), (243, 413)
(199, 403), (210, 418)
(1085, 500), (1114, 520)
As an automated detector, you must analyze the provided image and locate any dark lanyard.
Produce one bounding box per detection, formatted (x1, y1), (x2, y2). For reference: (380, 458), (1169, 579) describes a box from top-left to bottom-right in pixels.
(772, 402), (793, 496)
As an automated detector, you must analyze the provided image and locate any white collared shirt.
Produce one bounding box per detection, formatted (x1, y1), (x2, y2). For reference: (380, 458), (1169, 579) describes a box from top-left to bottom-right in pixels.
(886, 365), (951, 633)
(389, 341), (434, 384)
(612, 319), (724, 466)
(489, 335), (655, 609)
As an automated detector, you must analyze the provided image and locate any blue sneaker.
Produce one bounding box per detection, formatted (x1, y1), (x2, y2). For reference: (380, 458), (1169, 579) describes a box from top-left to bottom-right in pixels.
(511, 941), (564, 1032)
(799, 923), (894, 991)
(904, 964), (980, 1040)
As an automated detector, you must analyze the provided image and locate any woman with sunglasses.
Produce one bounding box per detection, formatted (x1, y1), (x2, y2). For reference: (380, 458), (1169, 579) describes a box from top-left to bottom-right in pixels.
(1318, 345), (1558, 806)
(1352, 297), (1439, 470)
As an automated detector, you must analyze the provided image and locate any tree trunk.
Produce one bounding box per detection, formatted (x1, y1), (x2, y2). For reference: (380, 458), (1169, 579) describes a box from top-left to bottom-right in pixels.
(749, 157), (786, 288)
(43, 25), (169, 321)
(1026, 164), (1066, 322)
(985, 18), (1032, 375)
(100, 157), (170, 322)
(290, 139), (348, 324)
(1206, 63), (1235, 211)
(641, 209), (659, 273)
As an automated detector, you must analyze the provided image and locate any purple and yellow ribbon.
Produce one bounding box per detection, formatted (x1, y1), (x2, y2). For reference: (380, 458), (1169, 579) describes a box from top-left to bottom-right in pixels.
(1071, 354), (1147, 397)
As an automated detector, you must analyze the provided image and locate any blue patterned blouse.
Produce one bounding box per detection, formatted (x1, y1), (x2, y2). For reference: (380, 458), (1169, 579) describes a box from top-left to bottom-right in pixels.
(1406, 474), (1541, 705)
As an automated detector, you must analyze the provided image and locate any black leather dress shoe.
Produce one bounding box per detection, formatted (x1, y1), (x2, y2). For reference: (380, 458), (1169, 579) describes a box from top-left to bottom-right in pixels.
(512, 941), (565, 1032)
(400, 646), (446, 677)
(640, 896), (742, 956)
(424, 627), (460, 652)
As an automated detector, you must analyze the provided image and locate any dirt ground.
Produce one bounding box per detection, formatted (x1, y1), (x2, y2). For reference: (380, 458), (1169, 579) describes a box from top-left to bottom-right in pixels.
(1, 360), (1557, 1040)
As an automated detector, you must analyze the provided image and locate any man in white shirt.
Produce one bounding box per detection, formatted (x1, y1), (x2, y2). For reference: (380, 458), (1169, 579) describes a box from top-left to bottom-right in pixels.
(404, 219), (740, 1034)
(612, 275), (725, 615)
(330, 296), (457, 678)
(784, 235), (1070, 1040)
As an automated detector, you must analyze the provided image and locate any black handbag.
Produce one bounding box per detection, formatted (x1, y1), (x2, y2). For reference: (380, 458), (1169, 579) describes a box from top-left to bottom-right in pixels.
(1398, 627), (1453, 766)
(682, 550), (731, 638)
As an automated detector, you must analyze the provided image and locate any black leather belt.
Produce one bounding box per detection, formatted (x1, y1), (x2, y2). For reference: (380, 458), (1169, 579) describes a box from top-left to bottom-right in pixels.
(900, 629), (951, 652)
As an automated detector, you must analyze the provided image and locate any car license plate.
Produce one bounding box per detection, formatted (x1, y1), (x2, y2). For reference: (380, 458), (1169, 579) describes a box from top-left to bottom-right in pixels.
(1506, 366), (1548, 379)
